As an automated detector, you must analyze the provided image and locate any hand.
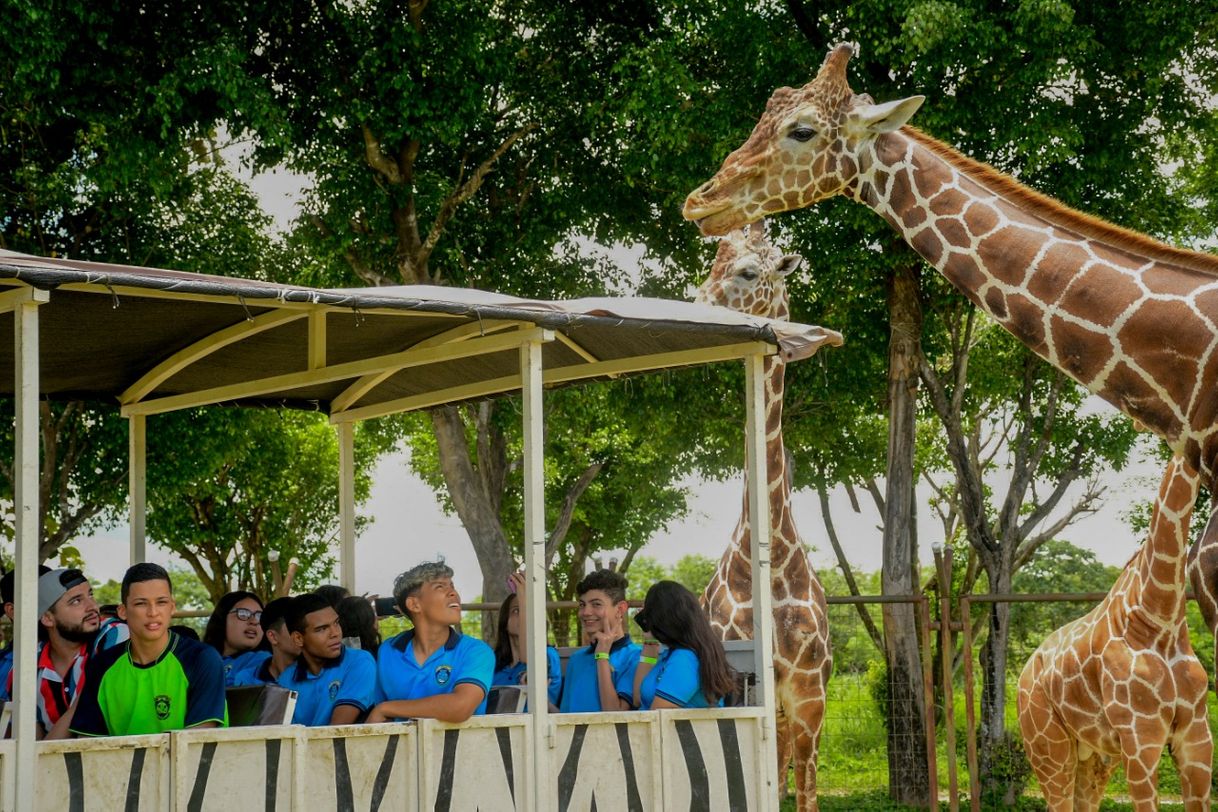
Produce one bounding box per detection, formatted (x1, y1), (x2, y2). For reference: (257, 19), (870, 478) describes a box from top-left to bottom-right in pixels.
(509, 571), (527, 605)
(592, 611), (623, 654)
(365, 705), (389, 724)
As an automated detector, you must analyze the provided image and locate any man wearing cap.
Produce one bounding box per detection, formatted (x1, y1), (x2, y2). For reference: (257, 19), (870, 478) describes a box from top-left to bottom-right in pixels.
(0, 565), (51, 702)
(366, 561), (493, 724)
(4, 567), (130, 739)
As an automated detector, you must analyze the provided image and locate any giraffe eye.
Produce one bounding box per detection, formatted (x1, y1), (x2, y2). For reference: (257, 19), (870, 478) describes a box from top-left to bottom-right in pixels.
(788, 127), (816, 143)
(738, 270), (758, 282)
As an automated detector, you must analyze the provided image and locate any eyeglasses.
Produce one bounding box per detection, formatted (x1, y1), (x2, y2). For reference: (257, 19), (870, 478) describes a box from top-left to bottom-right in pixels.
(230, 607), (262, 623)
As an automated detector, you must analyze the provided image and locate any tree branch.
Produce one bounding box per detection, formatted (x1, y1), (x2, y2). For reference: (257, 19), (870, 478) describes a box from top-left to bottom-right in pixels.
(817, 485), (884, 651)
(361, 124), (404, 185)
(546, 462), (604, 567)
(416, 123), (537, 272)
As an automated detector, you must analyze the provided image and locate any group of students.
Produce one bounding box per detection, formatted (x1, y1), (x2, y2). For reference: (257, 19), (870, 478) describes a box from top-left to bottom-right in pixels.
(0, 557), (736, 738)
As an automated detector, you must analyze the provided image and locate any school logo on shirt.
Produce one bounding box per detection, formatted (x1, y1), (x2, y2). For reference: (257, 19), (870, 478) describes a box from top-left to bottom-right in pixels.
(435, 665), (452, 685)
(154, 694), (171, 721)
(328, 680), (341, 701)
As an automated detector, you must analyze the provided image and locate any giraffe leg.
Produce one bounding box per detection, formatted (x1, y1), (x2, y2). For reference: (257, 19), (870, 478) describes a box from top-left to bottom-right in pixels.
(1117, 731), (1166, 812)
(1071, 752), (1114, 812)
(1170, 698), (1213, 811)
(787, 684), (826, 812)
(1017, 666), (1076, 810)
(775, 703), (793, 801)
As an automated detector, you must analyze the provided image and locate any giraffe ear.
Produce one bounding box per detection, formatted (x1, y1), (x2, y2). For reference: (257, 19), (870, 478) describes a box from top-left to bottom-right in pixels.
(776, 254), (803, 278)
(851, 95), (925, 134)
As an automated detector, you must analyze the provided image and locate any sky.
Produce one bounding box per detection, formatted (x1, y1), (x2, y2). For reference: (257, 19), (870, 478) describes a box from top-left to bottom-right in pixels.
(67, 158), (1171, 600)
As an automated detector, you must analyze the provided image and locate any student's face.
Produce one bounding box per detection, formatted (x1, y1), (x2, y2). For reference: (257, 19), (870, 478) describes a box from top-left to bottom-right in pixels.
(43, 581), (100, 641)
(407, 577), (462, 627)
(578, 589), (625, 634)
(225, 597), (264, 655)
(295, 607), (343, 660)
(505, 598), (521, 638)
(265, 623), (301, 657)
(120, 580), (175, 644)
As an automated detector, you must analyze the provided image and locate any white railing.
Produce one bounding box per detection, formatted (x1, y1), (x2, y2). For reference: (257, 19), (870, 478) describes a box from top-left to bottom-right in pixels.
(0, 708), (765, 811)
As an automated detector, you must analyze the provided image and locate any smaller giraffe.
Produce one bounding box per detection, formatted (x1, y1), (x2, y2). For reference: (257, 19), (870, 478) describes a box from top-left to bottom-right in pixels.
(1018, 455), (1212, 810)
(698, 220), (834, 812)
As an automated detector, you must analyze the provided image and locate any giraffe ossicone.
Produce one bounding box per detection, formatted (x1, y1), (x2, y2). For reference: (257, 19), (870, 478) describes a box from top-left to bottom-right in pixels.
(698, 218), (832, 812)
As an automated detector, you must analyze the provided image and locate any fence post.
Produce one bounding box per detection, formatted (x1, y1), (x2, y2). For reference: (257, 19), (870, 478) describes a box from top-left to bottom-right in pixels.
(917, 597), (940, 810)
(932, 545), (959, 812)
(960, 597), (980, 812)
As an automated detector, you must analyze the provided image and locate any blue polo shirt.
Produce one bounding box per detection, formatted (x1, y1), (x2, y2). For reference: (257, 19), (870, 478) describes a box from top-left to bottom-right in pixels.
(228, 651), (274, 687)
(638, 647), (719, 710)
(223, 650), (271, 687)
(493, 645), (562, 706)
(376, 628), (493, 716)
(277, 647), (376, 726)
(0, 644), (12, 701)
(559, 636), (641, 712)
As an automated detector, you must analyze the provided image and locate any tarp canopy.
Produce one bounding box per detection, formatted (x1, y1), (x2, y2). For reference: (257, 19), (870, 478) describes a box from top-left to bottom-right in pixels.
(0, 251), (843, 421)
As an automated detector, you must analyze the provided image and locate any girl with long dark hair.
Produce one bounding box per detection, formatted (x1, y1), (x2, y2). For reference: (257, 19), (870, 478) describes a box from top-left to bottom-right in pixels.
(492, 572), (562, 707)
(203, 590), (269, 686)
(336, 595), (381, 658)
(632, 580), (735, 709)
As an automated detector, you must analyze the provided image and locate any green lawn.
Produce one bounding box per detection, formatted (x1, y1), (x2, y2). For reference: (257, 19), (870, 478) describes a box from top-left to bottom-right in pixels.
(797, 670), (1218, 810)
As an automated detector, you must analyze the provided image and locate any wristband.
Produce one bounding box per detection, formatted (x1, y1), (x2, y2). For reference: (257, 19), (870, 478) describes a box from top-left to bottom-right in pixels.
(594, 652), (610, 660)
(640, 655), (658, 665)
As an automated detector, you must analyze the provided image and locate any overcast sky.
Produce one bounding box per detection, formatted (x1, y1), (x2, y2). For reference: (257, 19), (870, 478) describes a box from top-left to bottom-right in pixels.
(69, 160), (1168, 600)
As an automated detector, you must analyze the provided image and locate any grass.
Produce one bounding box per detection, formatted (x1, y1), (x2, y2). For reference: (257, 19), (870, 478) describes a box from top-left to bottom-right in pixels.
(799, 670), (1218, 810)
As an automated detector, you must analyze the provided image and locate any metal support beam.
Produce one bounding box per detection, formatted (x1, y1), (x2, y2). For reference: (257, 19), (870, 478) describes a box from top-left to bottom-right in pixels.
(744, 352), (780, 811)
(338, 422), (356, 593)
(331, 340), (774, 424)
(12, 290), (47, 811)
(520, 338), (552, 812)
(129, 414), (147, 565)
(123, 327), (554, 417)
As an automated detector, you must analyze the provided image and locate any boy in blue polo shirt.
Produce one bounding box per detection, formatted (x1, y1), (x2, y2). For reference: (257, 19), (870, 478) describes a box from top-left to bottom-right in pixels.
(277, 593), (376, 726)
(366, 561), (493, 724)
(559, 569), (640, 712)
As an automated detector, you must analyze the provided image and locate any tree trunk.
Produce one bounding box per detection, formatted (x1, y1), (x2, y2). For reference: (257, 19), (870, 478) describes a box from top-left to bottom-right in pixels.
(430, 405), (515, 638)
(881, 264), (931, 805)
(978, 554), (1015, 803)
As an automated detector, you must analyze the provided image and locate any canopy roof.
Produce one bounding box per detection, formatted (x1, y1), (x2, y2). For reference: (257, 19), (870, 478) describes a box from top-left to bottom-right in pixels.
(0, 250), (843, 421)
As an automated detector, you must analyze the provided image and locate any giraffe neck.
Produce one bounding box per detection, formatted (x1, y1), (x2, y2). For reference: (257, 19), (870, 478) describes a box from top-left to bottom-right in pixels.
(848, 127), (1218, 478)
(737, 352), (800, 559)
(1122, 455), (1200, 629)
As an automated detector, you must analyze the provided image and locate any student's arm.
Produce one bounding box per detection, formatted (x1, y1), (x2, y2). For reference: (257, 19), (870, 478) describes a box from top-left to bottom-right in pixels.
(366, 683), (486, 724)
(329, 650), (377, 725)
(632, 641), (660, 708)
(69, 651), (112, 737)
(184, 646), (228, 729)
(597, 657), (631, 710)
(44, 696), (78, 740)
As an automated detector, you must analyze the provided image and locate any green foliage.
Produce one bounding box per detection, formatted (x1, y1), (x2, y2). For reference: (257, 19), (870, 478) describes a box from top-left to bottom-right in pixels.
(623, 554), (717, 602)
(146, 410), (392, 601)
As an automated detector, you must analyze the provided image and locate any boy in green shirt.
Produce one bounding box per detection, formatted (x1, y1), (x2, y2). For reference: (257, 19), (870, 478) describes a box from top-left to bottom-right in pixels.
(71, 563), (227, 736)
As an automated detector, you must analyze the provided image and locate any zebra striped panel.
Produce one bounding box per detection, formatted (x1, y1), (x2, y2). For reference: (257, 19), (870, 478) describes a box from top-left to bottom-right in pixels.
(417, 717), (529, 811)
(34, 734), (169, 812)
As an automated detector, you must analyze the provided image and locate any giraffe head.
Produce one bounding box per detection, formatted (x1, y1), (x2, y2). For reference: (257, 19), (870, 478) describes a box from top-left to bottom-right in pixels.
(696, 219), (801, 321)
(683, 43), (925, 236)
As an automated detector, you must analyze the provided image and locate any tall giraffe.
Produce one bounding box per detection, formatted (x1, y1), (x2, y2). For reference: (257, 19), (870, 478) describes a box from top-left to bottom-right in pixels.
(697, 220), (834, 812)
(680, 43), (1218, 807)
(1018, 455), (1211, 810)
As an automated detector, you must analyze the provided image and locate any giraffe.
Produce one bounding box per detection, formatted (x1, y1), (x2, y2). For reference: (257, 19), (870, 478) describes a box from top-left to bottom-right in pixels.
(680, 43), (1218, 806)
(697, 219), (834, 812)
(1017, 454), (1211, 810)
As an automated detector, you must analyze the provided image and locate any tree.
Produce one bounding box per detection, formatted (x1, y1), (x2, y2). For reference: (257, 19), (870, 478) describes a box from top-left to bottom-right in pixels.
(145, 409), (390, 601)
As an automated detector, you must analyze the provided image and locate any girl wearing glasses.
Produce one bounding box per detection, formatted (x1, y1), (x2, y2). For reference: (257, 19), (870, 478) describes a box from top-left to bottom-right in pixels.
(204, 591), (269, 686)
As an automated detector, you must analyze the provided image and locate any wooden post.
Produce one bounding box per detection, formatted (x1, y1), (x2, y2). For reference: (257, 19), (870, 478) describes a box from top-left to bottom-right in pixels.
(933, 544), (959, 812)
(744, 352), (780, 810)
(338, 422), (356, 592)
(13, 288), (47, 811)
(521, 338), (551, 811)
(129, 413), (147, 565)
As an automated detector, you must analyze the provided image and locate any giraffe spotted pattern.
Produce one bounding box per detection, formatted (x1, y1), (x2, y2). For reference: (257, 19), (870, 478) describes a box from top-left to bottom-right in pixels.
(683, 43), (1217, 808)
(697, 220), (832, 812)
